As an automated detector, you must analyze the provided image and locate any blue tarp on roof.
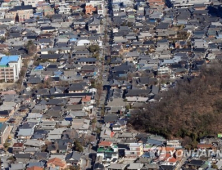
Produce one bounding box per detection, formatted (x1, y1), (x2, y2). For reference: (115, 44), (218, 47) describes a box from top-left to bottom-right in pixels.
(34, 65), (43, 70)
(70, 38), (77, 42)
(54, 70), (62, 77)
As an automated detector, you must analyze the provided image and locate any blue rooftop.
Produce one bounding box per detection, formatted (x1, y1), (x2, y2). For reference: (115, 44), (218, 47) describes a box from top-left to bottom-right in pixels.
(0, 123), (3, 129)
(0, 55), (20, 66)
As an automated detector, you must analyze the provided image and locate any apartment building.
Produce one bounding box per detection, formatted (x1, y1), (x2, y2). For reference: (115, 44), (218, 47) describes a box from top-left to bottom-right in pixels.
(5, 5), (33, 22)
(0, 55), (22, 82)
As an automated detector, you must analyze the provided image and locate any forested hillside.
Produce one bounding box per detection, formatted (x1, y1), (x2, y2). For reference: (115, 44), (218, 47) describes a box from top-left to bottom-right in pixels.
(129, 62), (222, 148)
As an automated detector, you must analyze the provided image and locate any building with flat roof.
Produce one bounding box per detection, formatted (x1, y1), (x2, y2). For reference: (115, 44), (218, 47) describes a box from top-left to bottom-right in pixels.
(0, 55), (22, 82)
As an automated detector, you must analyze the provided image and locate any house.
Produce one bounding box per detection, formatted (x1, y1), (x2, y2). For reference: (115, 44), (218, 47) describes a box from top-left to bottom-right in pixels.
(26, 167), (44, 170)
(108, 164), (127, 170)
(9, 163), (26, 170)
(58, 3), (71, 15)
(27, 75), (42, 86)
(71, 119), (90, 134)
(125, 89), (151, 102)
(76, 57), (96, 65)
(128, 163), (144, 170)
(97, 141), (119, 162)
(14, 153), (31, 163)
(12, 143), (24, 153)
(33, 152), (49, 161)
(184, 159), (205, 169)
(41, 26), (56, 33)
(40, 54), (62, 62)
(0, 110), (11, 121)
(93, 163), (105, 170)
(73, 19), (86, 29)
(17, 122), (35, 139)
(0, 123), (12, 148)
(100, 127), (115, 139)
(112, 119), (127, 131)
(65, 151), (83, 166)
(68, 82), (87, 93)
(88, 17), (101, 33)
(107, 98), (126, 113)
(104, 114), (118, 123)
(47, 157), (67, 170)
(24, 139), (45, 148)
(85, 4), (97, 15)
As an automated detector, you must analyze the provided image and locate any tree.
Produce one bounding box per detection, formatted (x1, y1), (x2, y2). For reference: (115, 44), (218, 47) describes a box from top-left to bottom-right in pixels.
(3, 51), (10, 56)
(3, 142), (10, 149)
(91, 118), (97, 131)
(66, 165), (80, 170)
(211, 164), (218, 169)
(33, 60), (40, 66)
(88, 45), (100, 54)
(74, 140), (83, 152)
(7, 156), (16, 163)
(54, 142), (59, 152)
(91, 118), (96, 124)
(25, 40), (37, 55)
(95, 127), (101, 134)
(41, 144), (47, 152)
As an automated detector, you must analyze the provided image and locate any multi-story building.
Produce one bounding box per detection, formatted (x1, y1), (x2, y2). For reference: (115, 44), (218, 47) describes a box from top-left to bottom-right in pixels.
(97, 4), (104, 16)
(58, 3), (71, 14)
(0, 123), (12, 148)
(36, 2), (54, 16)
(23, 0), (40, 7)
(5, 5), (33, 22)
(0, 55), (22, 82)
(97, 141), (119, 162)
(125, 143), (144, 158)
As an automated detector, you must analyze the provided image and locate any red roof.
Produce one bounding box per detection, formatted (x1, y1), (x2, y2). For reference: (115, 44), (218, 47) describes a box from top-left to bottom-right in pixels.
(47, 157), (66, 167)
(197, 144), (215, 149)
(99, 141), (113, 147)
(82, 96), (91, 102)
(27, 167), (43, 170)
(13, 143), (24, 147)
(111, 131), (115, 137)
(168, 157), (177, 163)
